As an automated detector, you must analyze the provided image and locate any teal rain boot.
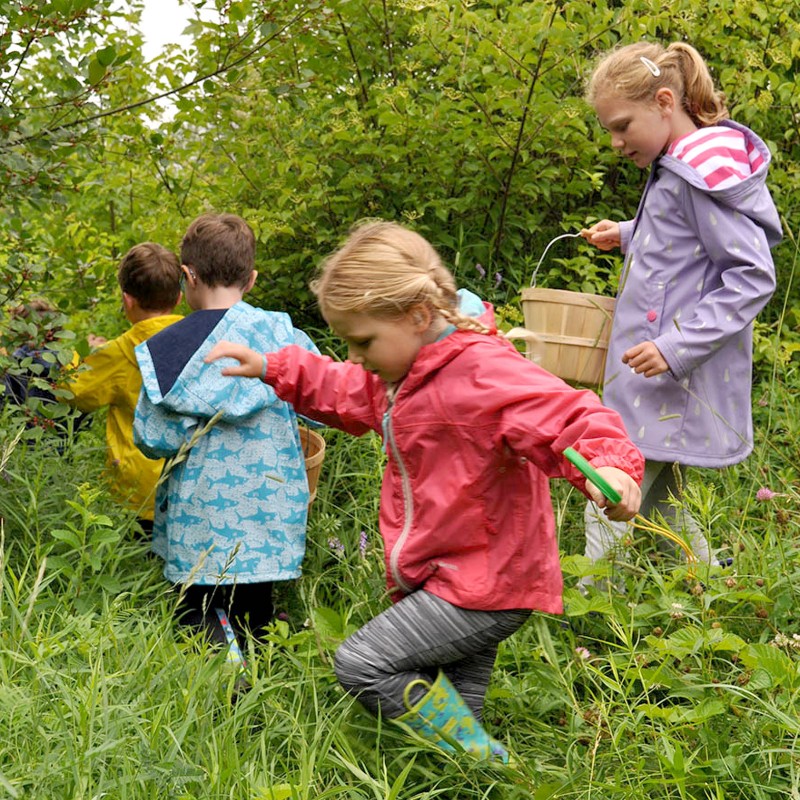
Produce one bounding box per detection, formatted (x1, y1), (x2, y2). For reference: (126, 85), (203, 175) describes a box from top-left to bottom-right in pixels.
(394, 671), (509, 763)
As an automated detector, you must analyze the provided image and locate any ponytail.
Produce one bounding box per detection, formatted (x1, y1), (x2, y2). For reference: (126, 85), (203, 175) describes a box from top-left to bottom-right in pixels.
(666, 42), (728, 126)
(587, 41), (728, 127)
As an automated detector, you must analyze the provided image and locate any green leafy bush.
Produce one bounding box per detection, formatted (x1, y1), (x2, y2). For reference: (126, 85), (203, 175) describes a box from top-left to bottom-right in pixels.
(1, 2), (799, 797)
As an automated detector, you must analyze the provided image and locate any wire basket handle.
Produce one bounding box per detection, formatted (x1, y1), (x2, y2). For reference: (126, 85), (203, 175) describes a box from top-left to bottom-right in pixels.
(528, 232), (582, 288)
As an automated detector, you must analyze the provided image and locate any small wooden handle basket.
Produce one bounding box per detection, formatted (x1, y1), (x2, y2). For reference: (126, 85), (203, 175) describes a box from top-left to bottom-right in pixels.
(298, 427), (326, 504)
(520, 287), (615, 386)
(521, 233), (616, 386)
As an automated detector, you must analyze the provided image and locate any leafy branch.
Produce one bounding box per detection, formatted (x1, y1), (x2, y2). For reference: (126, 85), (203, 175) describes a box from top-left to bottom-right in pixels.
(0, 3), (318, 153)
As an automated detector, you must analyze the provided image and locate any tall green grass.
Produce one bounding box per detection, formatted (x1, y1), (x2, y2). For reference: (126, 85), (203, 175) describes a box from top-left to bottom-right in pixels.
(0, 353), (798, 798)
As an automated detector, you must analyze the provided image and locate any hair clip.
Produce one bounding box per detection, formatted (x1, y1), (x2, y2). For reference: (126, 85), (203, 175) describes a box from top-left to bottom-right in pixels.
(640, 56), (661, 77)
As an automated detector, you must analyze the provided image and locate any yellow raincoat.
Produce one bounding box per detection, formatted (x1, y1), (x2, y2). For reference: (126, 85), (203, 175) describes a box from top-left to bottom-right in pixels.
(66, 315), (183, 520)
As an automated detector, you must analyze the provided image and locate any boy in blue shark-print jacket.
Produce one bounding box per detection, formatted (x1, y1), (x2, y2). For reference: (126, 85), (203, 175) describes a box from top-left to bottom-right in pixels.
(134, 213), (320, 642)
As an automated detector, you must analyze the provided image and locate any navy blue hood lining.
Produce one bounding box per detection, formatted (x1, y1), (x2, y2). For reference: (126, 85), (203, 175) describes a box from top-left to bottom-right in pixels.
(144, 309), (227, 396)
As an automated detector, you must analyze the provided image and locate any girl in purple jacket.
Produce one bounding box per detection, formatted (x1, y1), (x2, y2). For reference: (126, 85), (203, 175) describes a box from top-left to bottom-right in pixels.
(579, 41), (782, 588)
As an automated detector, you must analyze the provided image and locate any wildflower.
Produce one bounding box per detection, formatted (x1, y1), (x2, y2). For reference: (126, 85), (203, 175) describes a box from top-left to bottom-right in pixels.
(475, 262), (486, 279)
(771, 632), (789, 648)
(277, 611), (289, 622)
(669, 602), (684, 619)
(575, 646), (591, 660)
(755, 487), (777, 501)
(359, 530), (368, 558)
(494, 272), (502, 288)
(328, 537), (345, 555)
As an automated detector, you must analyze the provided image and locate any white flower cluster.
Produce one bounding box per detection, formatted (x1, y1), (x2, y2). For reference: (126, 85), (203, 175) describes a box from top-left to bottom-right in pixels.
(771, 632), (800, 651)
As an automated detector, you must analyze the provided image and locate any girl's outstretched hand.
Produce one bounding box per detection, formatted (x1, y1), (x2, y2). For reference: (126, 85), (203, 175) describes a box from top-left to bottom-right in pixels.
(204, 341), (264, 378)
(589, 467), (641, 521)
(580, 220), (621, 251)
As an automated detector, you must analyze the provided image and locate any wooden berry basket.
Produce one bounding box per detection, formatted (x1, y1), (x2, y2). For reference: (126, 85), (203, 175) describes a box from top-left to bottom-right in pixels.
(299, 427), (325, 504)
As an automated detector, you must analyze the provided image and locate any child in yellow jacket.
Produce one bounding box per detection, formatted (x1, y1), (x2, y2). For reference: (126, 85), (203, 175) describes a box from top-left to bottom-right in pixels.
(66, 243), (183, 532)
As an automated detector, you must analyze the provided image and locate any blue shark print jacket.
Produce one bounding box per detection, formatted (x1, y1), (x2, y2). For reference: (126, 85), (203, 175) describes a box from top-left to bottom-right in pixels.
(134, 301), (320, 585)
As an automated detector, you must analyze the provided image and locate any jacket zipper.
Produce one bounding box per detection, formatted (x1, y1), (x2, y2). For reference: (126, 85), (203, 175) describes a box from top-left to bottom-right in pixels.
(384, 390), (414, 594)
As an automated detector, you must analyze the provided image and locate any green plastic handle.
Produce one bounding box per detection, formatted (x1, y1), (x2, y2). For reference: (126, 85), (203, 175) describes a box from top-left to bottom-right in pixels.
(563, 447), (622, 504)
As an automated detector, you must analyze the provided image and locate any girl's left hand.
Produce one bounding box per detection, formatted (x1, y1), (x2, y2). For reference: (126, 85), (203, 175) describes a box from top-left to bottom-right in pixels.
(588, 467), (641, 521)
(205, 341), (264, 378)
(622, 341), (669, 377)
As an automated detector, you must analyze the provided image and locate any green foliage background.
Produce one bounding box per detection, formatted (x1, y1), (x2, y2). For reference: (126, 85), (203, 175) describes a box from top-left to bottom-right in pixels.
(1, 1), (799, 798)
(2, 0), (798, 333)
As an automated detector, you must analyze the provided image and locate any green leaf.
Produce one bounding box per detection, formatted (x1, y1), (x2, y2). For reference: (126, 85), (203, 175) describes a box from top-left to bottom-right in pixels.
(229, 2), (246, 22)
(311, 606), (344, 640)
(90, 529), (120, 547)
(254, 786), (296, 800)
(563, 588), (615, 617)
(740, 644), (796, 686)
(96, 575), (121, 593)
(88, 59), (107, 85)
(51, 528), (82, 548)
(96, 45), (116, 66)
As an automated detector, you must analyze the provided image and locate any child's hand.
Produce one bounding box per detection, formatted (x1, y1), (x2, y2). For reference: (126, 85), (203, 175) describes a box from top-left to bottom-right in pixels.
(589, 467), (641, 521)
(205, 341), (264, 378)
(622, 341), (669, 378)
(87, 334), (107, 348)
(580, 220), (620, 251)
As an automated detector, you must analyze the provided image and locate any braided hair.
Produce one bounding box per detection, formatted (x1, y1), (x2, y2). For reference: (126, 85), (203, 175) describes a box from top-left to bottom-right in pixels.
(311, 221), (490, 334)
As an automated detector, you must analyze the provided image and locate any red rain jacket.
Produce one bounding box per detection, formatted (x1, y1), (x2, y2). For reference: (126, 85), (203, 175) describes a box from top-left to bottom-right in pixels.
(264, 310), (643, 613)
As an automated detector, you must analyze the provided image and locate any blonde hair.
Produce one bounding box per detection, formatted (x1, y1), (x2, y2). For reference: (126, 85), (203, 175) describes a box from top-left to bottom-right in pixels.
(311, 221), (490, 334)
(586, 41), (728, 127)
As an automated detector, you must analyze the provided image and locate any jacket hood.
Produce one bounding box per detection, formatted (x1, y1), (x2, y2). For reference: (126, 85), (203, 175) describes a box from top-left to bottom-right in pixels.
(659, 120), (782, 247)
(136, 302), (284, 423)
(118, 316), (183, 368)
(399, 299), (507, 394)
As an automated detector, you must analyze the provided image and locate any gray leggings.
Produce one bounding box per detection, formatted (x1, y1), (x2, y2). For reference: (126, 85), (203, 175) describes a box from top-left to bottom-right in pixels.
(581, 460), (712, 589)
(333, 590), (531, 720)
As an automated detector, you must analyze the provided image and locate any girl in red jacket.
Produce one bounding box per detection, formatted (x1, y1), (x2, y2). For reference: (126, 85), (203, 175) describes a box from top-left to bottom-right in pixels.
(206, 221), (643, 762)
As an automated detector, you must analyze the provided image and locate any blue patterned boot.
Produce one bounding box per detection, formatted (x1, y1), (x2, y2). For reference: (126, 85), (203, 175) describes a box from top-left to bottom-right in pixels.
(394, 671), (509, 763)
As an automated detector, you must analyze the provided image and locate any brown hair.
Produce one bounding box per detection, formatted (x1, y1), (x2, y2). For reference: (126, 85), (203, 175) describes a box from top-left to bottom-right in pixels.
(4, 298), (63, 346)
(311, 221), (489, 334)
(117, 242), (181, 311)
(586, 41), (728, 127)
(180, 213), (256, 289)
(9, 298), (58, 321)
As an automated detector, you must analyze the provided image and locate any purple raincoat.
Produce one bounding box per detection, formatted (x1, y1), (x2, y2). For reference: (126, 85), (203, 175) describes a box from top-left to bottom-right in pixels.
(604, 120), (781, 467)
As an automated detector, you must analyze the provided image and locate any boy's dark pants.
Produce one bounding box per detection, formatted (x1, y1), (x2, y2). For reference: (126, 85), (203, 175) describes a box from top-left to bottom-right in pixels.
(177, 581), (274, 643)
